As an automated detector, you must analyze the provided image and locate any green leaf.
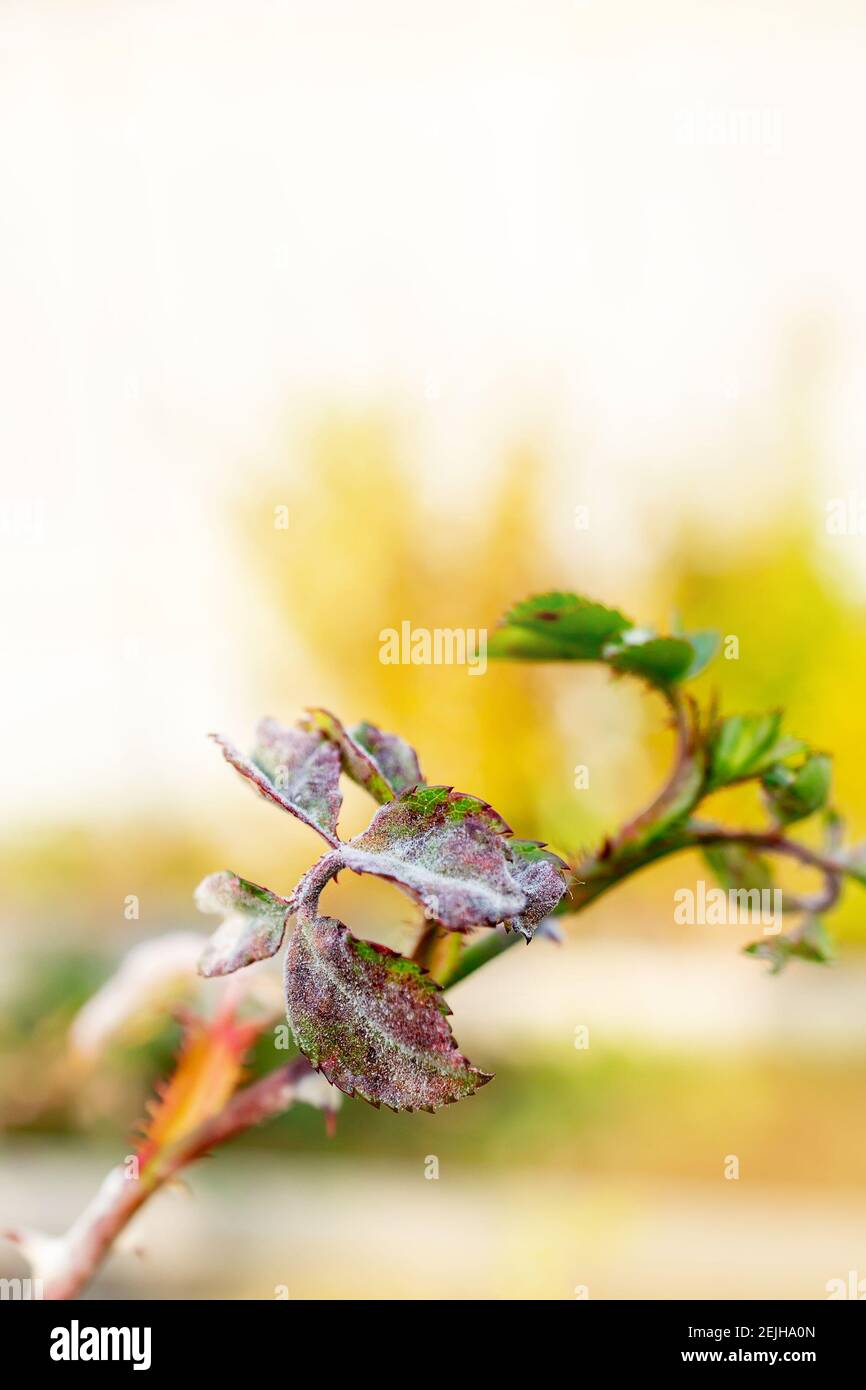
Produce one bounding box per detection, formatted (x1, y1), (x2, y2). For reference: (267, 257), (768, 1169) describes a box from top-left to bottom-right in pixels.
(605, 634), (697, 685)
(502, 839), (570, 940)
(212, 719), (342, 845)
(195, 871), (291, 977)
(744, 917), (834, 974)
(706, 711), (804, 790)
(488, 591), (716, 686)
(304, 708), (423, 804)
(761, 753), (832, 825)
(284, 907), (492, 1111)
(488, 592), (631, 661)
(702, 844), (774, 895)
(340, 785), (553, 930)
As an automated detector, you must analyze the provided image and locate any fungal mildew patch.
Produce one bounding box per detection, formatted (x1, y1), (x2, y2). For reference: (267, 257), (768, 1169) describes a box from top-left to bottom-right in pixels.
(285, 907), (491, 1112)
(198, 711), (568, 1111)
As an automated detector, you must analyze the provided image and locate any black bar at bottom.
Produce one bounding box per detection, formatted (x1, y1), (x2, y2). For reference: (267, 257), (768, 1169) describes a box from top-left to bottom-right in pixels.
(2, 1297), (862, 1374)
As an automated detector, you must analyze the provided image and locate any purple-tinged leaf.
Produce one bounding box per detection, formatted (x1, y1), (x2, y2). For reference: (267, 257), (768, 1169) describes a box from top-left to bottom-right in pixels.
(212, 718), (341, 845)
(284, 906), (491, 1111)
(304, 707), (423, 803)
(502, 840), (569, 940)
(195, 871), (292, 977)
(351, 719), (423, 796)
(340, 785), (526, 930)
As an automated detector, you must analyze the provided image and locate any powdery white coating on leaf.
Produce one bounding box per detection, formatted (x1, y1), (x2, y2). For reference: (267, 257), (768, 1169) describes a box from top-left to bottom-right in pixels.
(284, 907), (491, 1111)
(195, 870), (291, 977)
(304, 708), (423, 804)
(350, 720), (424, 797)
(340, 785), (526, 930)
(302, 708), (392, 803)
(502, 840), (569, 940)
(212, 719), (341, 845)
(252, 717), (343, 838)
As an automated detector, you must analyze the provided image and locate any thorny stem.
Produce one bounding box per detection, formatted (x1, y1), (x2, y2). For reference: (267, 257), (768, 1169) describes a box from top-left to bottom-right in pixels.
(607, 687), (695, 851)
(7, 1057), (316, 1301)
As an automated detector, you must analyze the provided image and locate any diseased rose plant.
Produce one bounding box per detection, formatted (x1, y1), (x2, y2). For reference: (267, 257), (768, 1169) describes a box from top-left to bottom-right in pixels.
(200, 708), (567, 1110)
(9, 591), (866, 1297)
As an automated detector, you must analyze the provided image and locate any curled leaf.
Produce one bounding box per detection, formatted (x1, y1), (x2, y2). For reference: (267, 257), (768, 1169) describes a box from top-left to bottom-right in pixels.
(304, 708), (423, 803)
(195, 870), (292, 977)
(212, 718), (341, 845)
(285, 907), (491, 1111)
(351, 720), (424, 796)
(502, 839), (569, 940)
(340, 785), (527, 930)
